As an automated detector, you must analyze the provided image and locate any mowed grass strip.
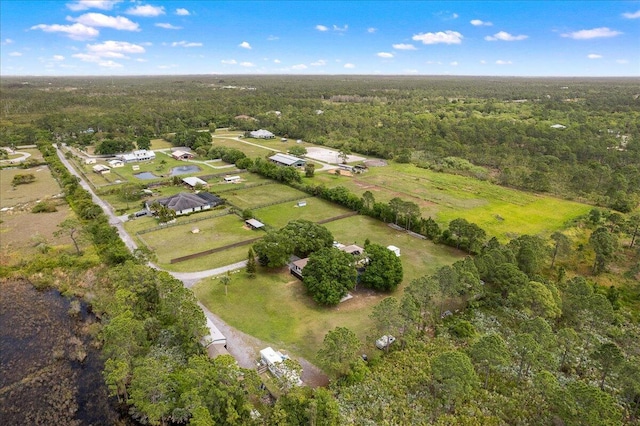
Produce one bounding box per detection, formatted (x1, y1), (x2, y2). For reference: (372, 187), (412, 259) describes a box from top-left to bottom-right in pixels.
(0, 166), (62, 208)
(223, 183), (308, 210)
(212, 135), (279, 158)
(253, 197), (352, 228)
(139, 213), (255, 265)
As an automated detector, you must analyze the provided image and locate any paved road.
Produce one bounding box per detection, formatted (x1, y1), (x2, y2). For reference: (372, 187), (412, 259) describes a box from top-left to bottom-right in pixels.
(54, 145), (328, 386)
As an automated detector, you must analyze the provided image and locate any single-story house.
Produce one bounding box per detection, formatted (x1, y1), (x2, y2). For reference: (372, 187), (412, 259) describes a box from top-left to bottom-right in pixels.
(246, 218), (265, 230)
(387, 245), (401, 257)
(171, 150), (194, 160)
(117, 149), (156, 163)
(269, 153), (306, 168)
(92, 164), (110, 174)
(224, 175), (241, 183)
(85, 158), (96, 165)
(340, 244), (365, 256)
(249, 129), (275, 139)
(108, 159), (124, 168)
(290, 258), (309, 279)
(149, 192), (222, 216)
(182, 176), (207, 188)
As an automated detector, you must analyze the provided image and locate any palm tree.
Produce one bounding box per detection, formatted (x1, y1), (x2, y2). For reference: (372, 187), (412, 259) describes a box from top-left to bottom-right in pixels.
(220, 272), (231, 296)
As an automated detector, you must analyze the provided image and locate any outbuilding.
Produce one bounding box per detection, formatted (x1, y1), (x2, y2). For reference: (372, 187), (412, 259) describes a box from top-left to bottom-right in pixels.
(387, 245), (401, 257)
(245, 218), (265, 230)
(92, 164), (110, 174)
(224, 175), (241, 183)
(269, 153), (306, 168)
(182, 176), (207, 188)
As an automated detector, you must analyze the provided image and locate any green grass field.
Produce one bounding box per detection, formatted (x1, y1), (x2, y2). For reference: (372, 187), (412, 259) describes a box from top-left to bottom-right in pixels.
(222, 183), (308, 210)
(194, 215), (463, 362)
(252, 197), (351, 228)
(212, 134), (279, 158)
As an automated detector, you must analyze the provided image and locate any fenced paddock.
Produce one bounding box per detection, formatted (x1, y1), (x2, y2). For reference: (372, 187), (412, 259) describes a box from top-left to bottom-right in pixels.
(222, 183), (308, 210)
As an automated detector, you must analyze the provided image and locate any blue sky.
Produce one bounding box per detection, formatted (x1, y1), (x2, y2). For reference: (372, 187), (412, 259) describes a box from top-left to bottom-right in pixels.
(1, 0), (639, 76)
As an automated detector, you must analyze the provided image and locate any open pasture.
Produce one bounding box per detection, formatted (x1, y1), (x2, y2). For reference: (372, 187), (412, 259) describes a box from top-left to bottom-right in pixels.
(252, 197), (352, 229)
(222, 182), (308, 210)
(0, 166), (62, 208)
(133, 213), (257, 268)
(194, 215), (463, 361)
(313, 162), (592, 240)
(212, 134), (278, 158)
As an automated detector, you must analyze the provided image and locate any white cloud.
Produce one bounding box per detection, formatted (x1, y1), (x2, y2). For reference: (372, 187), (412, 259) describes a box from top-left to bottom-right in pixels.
(485, 31), (528, 41)
(267, 35), (279, 41)
(87, 40), (145, 55)
(377, 52), (394, 58)
(622, 10), (640, 19)
(30, 23), (99, 40)
(9, 52), (22, 57)
(240, 62), (255, 67)
(367, 27), (377, 33)
(496, 59), (512, 65)
(71, 13), (140, 31)
(158, 64), (177, 69)
(413, 30), (463, 44)
(98, 60), (122, 68)
(125, 4), (165, 17)
(450, 61), (458, 66)
(221, 59), (237, 64)
(2, 38), (15, 45)
(333, 24), (348, 32)
(470, 19), (492, 26)
(344, 63), (355, 69)
(273, 59), (281, 64)
(292, 64), (308, 70)
(136, 58), (147, 62)
(171, 41), (202, 47)
(393, 43), (417, 50)
(616, 59), (629, 64)
(311, 59), (326, 66)
(561, 27), (621, 40)
(587, 53), (602, 59)
(480, 59), (486, 64)
(175, 8), (190, 16)
(155, 23), (182, 29)
(452, 13), (459, 19)
(315, 24), (329, 32)
(239, 41), (251, 49)
(53, 55), (65, 61)
(66, 0), (121, 11)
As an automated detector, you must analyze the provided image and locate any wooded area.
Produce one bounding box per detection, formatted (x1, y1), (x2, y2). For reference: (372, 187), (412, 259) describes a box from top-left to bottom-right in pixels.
(1, 75), (639, 425)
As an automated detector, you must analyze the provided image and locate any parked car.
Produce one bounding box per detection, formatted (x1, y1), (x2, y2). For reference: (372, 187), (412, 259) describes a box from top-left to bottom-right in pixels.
(375, 335), (396, 350)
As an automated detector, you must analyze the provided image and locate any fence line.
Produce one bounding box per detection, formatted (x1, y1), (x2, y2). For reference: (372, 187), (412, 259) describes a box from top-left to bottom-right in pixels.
(170, 236), (262, 264)
(136, 209), (232, 234)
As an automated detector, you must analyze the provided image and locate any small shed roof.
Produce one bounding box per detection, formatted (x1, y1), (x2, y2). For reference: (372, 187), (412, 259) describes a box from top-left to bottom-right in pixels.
(246, 218), (265, 229)
(182, 176), (207, 187)
(260, 347), (285, 365)
(340, 244), (364, 256)
(93, 164), (110, 172)
(292, 258), (309, 269)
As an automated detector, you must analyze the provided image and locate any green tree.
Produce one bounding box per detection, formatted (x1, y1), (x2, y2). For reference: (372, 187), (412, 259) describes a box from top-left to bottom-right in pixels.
(280, 219), (333, 258)
(369, 297), (401, 352)
(219, 272), (231, 296)
(359, 243), (403, 292)
(54, 218), (86, 255)
(136, 135), (151, 150)
(253, 231), (295, 268)
(317, 327), (361, 378)
(11, 173), (36, 187)
(468, 334), (510, 389)
(246, 247), (257, 278)
(626, 213), (640, 248)
(304, 162), (315, 177)
(589, 227), (618, 274)
(431, 350), (479, 411)
(303, 247), (356, 305)
(288, 145), (307, 157)
(592, 342), (624, 390)
(557, 327), (580, 372)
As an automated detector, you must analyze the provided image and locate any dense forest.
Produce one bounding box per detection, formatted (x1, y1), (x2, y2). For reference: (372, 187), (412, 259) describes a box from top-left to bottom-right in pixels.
(1, 76), (639, 425)
(2, 76), (639, 210)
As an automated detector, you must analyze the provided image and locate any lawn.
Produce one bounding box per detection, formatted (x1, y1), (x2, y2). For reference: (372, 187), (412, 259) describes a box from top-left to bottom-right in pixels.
(212, 134), (279, 158)
(0, 166), (62, 208)
(311, 162), (592, 241)
(222, 183), (308, 210)
(252, 197), (351, 228)
(133, 212), (259, 267)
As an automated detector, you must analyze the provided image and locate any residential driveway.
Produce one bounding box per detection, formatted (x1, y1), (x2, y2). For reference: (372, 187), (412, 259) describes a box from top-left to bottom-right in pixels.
(54, 144), (328, 387)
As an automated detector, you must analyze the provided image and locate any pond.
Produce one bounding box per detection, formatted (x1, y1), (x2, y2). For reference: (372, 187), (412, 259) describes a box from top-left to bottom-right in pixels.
(134, 171), (159, 180)
(170, 165), (201, 176)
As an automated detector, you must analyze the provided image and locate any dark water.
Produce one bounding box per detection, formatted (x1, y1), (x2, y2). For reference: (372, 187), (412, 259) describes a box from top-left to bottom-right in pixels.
(170, 165), (200, 175)
(0, 279), (132, 425)
(134, 171), (158, 180)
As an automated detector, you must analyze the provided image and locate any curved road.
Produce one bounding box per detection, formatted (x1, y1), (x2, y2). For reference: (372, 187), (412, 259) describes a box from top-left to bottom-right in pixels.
(54, 145), (328, 386)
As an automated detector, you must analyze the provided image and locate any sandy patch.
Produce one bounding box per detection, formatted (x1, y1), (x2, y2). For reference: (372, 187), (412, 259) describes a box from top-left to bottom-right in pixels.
(305, 147), (366, 164)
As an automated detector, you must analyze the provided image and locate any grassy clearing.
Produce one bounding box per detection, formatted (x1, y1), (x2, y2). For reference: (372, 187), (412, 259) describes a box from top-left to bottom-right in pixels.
(135, 213), (257, 266)
(253, 198), (351, 228)
(212, 135), (279, 158)
(208, 173), (270, 193)
(223, 183), (308, 210)
(194, 216), (463, 361)
(0, 166), (62, 208)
